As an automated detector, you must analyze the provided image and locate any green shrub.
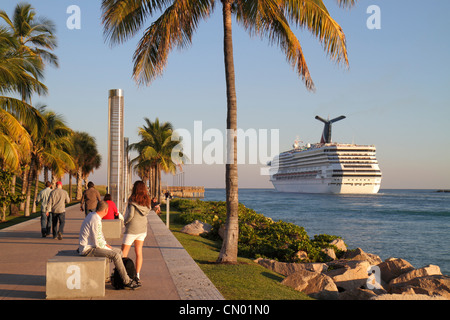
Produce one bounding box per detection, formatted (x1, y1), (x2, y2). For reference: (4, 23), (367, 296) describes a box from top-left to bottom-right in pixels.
(174, 199), (343, 263)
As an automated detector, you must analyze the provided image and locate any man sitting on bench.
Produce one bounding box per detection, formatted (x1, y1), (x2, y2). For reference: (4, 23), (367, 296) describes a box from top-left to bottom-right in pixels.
(78, 200), (140, 290)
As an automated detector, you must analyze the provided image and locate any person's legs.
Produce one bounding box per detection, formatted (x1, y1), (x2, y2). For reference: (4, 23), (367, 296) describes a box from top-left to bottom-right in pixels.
(121, 243), (131, 257)
(40, 211), (47, 237)
(46, 212), (52, 236)
(85, 247), (132, 285)
(134, 240), (144, 276)
(53, 213), (64, 239)
(122, 233), (137, 257)
(51, 213), (58, 238)
(58, 212), (65, 238)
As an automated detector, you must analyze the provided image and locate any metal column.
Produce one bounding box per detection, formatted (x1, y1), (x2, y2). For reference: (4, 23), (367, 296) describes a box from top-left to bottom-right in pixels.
(107, 89), (124, 212)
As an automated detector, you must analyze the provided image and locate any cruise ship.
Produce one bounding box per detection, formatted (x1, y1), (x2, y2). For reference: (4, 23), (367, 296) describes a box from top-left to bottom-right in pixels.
(269, 116), (382, 194)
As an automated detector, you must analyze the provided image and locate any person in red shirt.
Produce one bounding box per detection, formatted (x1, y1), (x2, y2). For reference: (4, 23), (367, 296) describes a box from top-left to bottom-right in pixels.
(103, 194), (119, 219)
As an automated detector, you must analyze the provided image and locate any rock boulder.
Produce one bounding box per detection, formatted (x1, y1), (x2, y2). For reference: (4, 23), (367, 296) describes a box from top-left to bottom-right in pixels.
(281, 269), (339, 300)
(341, 247), (382, 266)
(378, 258), (415, 283)
(324, 260), (371, 292)
(180, 220), (212, 236)
(389, 264), (442, 287)
(389, 275), (450, 299)
(254, 258), (328, 276)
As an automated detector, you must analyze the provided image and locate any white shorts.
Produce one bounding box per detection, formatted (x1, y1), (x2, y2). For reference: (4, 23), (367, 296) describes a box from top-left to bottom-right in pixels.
(122, 232), (147, 245)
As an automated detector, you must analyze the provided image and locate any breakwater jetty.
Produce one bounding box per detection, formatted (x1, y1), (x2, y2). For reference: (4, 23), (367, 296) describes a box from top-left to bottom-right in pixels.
(166, 186), (205, 198)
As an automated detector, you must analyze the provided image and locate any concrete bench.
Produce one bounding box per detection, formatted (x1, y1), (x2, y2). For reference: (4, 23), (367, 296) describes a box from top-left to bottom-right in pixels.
(46, 250), (109, 299)
(102, 219), (123, 239)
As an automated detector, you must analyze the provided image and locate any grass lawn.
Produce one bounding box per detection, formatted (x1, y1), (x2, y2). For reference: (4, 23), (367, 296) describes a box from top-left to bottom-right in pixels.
(161, 207), (312, 300)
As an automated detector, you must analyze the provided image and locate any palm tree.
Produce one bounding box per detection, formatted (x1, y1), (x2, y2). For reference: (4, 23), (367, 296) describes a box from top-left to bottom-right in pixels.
(0, 27), (36, 171)
(1, 3), (58, 213)
(24, 106), (74, 215)
(101, 0), (357, 263)
(0, 3), (58, 85)
(0, 3), (56, 114)
(129, 118), (180, 202)
(71, 131), (102, 200)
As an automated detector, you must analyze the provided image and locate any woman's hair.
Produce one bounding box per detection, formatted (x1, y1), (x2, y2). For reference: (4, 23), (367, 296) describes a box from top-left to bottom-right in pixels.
(104, 193), (112, 201)
(129, 180), (151, 207)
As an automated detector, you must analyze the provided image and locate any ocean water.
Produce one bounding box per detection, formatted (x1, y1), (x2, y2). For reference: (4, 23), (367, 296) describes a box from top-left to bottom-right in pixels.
(203, 188), (450, 275)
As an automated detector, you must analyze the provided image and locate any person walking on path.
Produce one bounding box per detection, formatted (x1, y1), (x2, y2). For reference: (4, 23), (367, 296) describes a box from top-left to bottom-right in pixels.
(80, 181), (101, 216)
(46, 181), (70, 240)
(36, 181), (53, 237)
(122, 181), (151, 284)
(78, 200), (141, 290)
(151, 197), (161, 215)
(103, 193), (119, 220)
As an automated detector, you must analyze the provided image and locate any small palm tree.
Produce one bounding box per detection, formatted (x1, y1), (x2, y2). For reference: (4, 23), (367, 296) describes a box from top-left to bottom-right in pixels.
(71, 131), (102, 200)
(25, 106), (74, 215)
(130, 118), (180, 201)
(101, 0), (357, 263)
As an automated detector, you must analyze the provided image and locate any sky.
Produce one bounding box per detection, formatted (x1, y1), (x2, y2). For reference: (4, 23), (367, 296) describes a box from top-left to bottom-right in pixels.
(2, 0), (450, 189)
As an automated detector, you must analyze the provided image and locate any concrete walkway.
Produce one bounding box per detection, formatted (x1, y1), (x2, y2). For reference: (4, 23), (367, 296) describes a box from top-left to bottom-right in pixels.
(0, 205), (224, 300)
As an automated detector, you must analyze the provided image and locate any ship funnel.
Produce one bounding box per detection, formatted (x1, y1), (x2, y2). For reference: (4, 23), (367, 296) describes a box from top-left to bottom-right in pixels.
(315, 115), (346, 143)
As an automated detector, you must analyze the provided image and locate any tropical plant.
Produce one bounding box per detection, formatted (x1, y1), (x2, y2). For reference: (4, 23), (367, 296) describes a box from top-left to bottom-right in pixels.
(0, 169), (25, 221)
(129, 118), (181, 201)
(0, 3), (58, 84)
(0, 3), (57, 116)
(22, 106), (75, 216)
(173, 198), (343, 263)
(0, 3), (59, 213)
(71, 131), (102, 200)
(0, 27), (36, 171)
(101, 0), (357, 263)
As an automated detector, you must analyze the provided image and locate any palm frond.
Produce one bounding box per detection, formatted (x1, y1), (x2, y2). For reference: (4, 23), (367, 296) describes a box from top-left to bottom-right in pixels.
(102, 0), (171, 45)
(280, 0), (350, 66)
(335, 0), (358, 9)
(132, 0), (214, 85)
(236, 0), (315, 90)
(0, 108), (32, 170)
(0, 96), (44, 138)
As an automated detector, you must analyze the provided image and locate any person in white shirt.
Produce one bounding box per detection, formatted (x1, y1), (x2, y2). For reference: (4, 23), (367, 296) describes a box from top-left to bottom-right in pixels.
(78, 201), (140, 290)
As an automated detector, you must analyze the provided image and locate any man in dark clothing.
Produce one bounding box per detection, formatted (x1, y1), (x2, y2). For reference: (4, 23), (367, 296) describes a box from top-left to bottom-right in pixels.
(80, 181), (102, 216)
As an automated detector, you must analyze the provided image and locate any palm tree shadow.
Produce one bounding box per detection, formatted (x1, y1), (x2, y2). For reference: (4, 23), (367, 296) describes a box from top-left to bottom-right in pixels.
(261, 271), (284, 282)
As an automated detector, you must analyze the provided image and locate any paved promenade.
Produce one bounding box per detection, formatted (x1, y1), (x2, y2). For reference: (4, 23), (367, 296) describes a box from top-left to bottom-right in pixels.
(0, 205), (224, 300)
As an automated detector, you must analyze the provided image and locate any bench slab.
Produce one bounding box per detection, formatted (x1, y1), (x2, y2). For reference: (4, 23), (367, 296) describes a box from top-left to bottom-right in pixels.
(46, 255), (107, 299)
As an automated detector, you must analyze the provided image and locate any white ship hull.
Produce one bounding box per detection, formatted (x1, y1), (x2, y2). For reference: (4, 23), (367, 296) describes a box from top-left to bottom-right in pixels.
(269, 143), (382, 194)
(271, 178), (381, 194)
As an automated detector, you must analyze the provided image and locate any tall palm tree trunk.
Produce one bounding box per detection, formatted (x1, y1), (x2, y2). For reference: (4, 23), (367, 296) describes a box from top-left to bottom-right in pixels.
(24, 159), (35, 216)
(44, 167), (49, 183)
(76, 168), (83, 200)
(69, 173), (73, 200)
(32, 168), (40, 213)
(150, 164), (156, 198)
(157, 163), (161, 202)
(10, 174), (16, 215)
(217, 0), (239, 264)
(19, 166), (28, 211)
